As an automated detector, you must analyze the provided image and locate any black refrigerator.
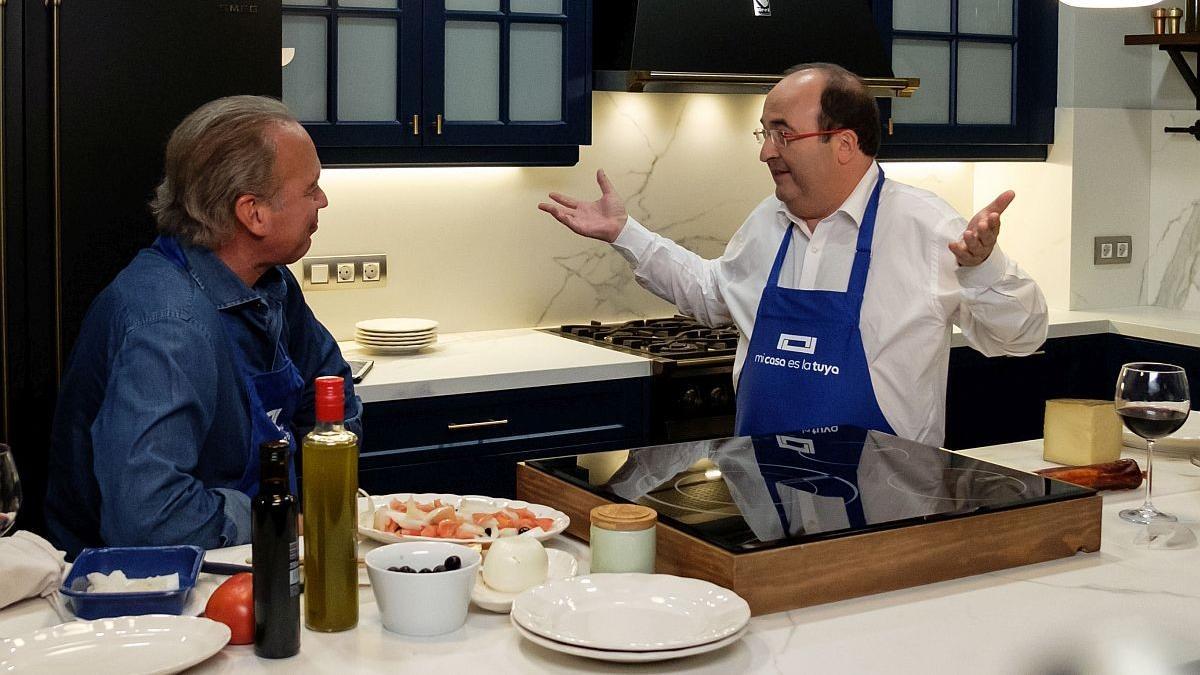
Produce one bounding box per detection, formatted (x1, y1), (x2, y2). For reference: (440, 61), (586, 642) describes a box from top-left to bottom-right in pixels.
(4, 1), (282, 533)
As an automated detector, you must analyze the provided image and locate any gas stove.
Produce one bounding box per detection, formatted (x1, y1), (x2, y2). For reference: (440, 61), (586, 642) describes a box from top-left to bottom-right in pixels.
(556, 317), (739, 362)
(547, 317), (740, 442)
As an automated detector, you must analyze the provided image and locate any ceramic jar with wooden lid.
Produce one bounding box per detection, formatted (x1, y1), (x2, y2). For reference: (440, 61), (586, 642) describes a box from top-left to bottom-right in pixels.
(589, 504), (657, 574)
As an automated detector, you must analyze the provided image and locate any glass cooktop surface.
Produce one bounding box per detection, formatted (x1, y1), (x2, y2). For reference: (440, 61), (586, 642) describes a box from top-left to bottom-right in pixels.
(527, 426), (1094, 553)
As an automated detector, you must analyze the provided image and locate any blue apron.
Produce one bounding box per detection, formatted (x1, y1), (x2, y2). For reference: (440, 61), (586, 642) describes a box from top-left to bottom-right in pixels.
(153, 236), (304, 496)
(735, 169), (895, 438)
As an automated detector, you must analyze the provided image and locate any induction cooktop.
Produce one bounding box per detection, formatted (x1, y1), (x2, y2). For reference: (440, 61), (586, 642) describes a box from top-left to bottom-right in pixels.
(527, 426), (1094, 554)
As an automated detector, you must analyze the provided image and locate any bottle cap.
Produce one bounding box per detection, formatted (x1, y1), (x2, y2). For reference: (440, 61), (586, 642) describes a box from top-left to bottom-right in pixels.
(590, 504), (657, 532)
(315, 376), (345, 423)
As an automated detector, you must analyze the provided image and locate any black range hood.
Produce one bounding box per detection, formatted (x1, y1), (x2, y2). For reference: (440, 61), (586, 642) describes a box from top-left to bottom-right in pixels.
(594, 0), (918, 98)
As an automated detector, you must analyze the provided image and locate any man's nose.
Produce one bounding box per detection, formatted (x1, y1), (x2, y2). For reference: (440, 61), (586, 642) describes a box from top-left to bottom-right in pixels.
(317, 186), (329, 209)
(759, 138), (778, 163)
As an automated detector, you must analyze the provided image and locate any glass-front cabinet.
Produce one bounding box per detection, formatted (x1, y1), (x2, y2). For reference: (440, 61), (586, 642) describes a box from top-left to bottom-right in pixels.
(872, 0), (1057, 160)
(282, 0), (591, 165)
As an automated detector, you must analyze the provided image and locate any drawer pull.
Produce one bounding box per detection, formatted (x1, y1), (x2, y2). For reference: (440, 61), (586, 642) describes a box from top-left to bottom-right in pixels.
(447, 419), (509, 431)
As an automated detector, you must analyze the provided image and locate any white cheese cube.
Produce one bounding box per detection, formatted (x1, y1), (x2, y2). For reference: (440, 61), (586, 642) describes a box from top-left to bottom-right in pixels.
(1043, 399), (1123, 466)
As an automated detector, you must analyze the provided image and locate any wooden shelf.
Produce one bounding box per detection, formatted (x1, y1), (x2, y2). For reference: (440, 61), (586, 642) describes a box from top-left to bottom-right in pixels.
(1126, 33), (1200, 112)
(1125, 33), (1200, 47)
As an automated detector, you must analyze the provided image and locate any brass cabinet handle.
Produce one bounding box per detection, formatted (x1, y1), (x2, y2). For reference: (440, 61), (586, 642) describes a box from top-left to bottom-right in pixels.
(411, 113), (420, 136)
(435, 113), (443, 135)
(447, 419), (508, 431)
(47, 0), (64, 380)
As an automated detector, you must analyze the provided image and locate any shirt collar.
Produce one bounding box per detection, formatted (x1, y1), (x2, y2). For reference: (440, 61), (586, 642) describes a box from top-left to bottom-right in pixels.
(775, 161), (881, 229)
(180, 243), (285, 311)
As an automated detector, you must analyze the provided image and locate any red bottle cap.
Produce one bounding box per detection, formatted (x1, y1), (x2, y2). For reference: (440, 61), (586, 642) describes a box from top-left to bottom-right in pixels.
(314, 376), (345, 423)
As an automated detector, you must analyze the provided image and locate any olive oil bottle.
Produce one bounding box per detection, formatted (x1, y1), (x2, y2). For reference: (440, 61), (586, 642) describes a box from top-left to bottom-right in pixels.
(302, 376), (358, 632)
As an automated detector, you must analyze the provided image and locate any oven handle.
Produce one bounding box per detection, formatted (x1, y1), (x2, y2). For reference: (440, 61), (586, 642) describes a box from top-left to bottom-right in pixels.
(447, 419), (509, 431)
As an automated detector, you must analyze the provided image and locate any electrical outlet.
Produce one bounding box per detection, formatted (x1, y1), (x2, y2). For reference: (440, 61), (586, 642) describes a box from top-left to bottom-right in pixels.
(300, 254), (388, 290)
(1094, 236), (1132, 266)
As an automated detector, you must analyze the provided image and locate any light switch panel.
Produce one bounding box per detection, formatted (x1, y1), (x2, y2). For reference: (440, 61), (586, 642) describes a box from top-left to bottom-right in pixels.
(301, 254), (388, 290)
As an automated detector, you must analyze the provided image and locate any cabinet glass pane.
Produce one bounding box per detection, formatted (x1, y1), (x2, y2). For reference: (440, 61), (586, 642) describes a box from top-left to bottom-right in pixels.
(445, 21), (500, 121)
(284, 0), (327, 6)
(282, 16), (327, 122)
(340, 0), (397, 7)
(958, 0), (1013, 35)
(509, 24), (561, 121)
(337, 18), (397, 122)
(893, 0), (950, 32)
(957, 43), (1012, 124)
(891, 40), (949, 124)
(511, 0), (562, 12)
(446, 0), (500, 10)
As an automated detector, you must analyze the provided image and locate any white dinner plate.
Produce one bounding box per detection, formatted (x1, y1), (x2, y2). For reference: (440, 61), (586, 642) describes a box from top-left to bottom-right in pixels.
(358, 493), (570, 545)
(0, 615), (230, 674)
(355, 328), (436, 338)
(511, 573), (750, 652)
(357, 342), (436, 355)
(354, 334), (438, 345)
(471, 549), (578, 613)
(355, 317), (439, 333)
(355, 326), (437, 336)
(511, 618), (747, 663)
(1123, 409), (1200, 455)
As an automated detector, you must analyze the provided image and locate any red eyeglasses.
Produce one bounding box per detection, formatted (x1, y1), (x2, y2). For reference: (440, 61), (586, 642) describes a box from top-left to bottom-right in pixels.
(753, 128), (850, 147)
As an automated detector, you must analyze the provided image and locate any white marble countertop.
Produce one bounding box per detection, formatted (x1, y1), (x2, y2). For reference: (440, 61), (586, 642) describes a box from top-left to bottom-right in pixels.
(6, 441), (1200, 673)
(952, 305), (1200, 349)
(340, 328), (652, 403)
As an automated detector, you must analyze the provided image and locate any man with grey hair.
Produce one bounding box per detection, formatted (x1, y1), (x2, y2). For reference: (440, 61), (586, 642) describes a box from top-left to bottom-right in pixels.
(45, 95), (360, 556)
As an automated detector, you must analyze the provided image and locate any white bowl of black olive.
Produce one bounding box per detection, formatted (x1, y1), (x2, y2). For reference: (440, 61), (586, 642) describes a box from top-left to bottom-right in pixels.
(364, 541), (482, 636)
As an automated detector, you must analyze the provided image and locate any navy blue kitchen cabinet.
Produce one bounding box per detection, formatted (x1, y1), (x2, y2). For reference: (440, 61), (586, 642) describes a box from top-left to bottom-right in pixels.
(358, 378), (649, 497)
(945, 333), (1200, 450)
(871, 0), (1058, 161)
(282, 0), (592, 166)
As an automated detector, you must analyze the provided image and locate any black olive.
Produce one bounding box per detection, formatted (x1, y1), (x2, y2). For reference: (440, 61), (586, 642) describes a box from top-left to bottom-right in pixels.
(399, 566), (415, 574)
(419, 568), (432, 573)
(444, 555), (461, 570)
(387, 566), (402, 572)
(518, 527), (530, 534)
(432, 564), (446, 573)
(484, 527), (492, 536)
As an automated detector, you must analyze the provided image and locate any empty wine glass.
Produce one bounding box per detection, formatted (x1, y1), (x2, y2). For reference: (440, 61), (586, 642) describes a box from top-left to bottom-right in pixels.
(0, 444), (20, 536)
(1115, 363), (1190, 524)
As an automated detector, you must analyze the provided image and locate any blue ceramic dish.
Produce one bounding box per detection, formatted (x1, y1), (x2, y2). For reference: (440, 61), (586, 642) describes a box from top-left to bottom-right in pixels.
(59, 545), (204, 619)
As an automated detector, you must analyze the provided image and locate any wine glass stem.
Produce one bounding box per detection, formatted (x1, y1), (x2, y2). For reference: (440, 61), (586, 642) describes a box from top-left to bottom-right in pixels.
(1144, 439), (1156, 511)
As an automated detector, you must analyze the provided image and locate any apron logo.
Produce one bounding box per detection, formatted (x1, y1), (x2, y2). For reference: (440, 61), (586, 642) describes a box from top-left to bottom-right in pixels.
(776, 436), (816, 454)
(777, 333), (817, 354)
(753, 0), (771, 17)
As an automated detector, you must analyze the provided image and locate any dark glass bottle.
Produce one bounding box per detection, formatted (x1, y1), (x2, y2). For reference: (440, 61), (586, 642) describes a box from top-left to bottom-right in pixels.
(252, 439), (301, 658)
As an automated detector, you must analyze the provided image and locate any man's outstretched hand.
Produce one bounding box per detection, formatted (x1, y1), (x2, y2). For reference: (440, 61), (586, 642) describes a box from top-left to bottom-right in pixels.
(538, 169), (629, 243)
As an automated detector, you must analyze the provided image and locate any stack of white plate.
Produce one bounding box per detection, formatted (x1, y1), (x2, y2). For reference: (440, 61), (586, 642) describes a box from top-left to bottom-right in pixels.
(354, 318), (438, 355)
(509, 573), (750, 663)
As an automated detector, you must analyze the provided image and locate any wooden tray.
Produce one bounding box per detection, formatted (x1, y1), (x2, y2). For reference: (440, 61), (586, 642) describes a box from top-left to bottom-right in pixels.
(516, 463), (1102, 616)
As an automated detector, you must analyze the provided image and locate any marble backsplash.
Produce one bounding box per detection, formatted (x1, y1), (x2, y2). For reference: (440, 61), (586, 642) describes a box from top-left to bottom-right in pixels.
(297, 92), (1005, 339)
(1148, 110), (1200, 310)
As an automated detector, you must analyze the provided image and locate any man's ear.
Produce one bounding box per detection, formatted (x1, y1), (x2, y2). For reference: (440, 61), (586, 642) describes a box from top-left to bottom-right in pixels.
(234, 193), (270, 238)
(837, 130), (859, 164)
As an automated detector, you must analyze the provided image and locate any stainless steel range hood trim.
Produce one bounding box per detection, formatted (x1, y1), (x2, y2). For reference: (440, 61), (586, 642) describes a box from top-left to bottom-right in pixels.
(605, 70), (920, 98)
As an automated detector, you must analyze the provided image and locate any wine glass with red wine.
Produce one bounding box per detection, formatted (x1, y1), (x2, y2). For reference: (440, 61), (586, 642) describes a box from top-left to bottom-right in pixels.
(1115, 363), (1190, 524)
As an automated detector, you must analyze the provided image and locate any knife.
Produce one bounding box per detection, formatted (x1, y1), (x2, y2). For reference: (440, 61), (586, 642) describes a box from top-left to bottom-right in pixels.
(200, 560), (253, 576)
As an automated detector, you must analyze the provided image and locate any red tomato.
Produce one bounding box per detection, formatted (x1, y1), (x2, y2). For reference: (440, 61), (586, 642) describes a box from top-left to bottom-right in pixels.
(205, 572), (254, 645)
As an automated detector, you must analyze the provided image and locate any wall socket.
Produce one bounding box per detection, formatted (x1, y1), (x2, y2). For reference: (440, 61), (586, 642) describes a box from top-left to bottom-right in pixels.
(1093, 236), (1132, 266)
(301, 254), (387, 290)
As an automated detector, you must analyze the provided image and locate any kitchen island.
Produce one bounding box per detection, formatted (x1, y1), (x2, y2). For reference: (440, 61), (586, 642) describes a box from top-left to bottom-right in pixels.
(4, 439), (1198, 674)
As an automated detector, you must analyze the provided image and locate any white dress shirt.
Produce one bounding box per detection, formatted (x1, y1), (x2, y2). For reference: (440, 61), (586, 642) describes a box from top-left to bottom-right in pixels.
(611, 162), (1048, 447)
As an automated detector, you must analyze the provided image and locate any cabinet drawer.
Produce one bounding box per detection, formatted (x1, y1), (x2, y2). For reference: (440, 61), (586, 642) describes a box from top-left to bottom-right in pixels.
(360, 379), (650, 465)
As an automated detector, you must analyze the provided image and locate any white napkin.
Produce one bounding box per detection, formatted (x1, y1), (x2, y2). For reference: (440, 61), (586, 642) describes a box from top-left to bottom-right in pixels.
(0, 531), (67, 610)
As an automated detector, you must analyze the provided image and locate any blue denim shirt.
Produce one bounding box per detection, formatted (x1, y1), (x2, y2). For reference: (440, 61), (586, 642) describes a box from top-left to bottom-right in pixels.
(46, 242), (362, 557)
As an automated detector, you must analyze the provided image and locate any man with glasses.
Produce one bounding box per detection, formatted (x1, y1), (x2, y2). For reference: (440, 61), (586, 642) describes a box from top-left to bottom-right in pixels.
(538, 62), (1047, 447)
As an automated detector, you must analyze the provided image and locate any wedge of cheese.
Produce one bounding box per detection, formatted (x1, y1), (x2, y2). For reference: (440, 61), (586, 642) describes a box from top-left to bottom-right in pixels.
(1043, 399), (1123, 466)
